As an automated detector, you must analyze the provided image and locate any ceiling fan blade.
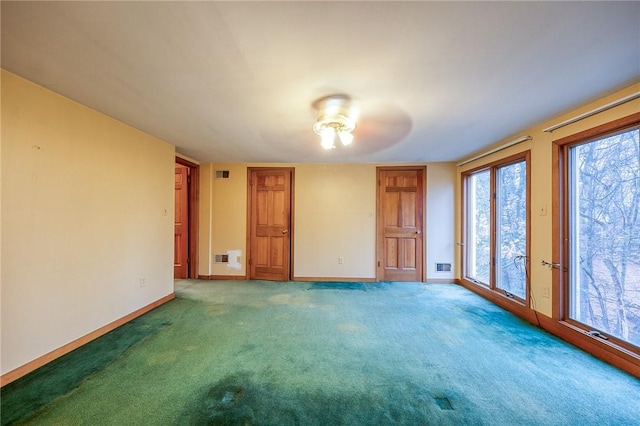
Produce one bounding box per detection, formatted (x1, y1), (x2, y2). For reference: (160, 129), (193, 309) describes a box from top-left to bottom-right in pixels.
(348, 103), (412, 155)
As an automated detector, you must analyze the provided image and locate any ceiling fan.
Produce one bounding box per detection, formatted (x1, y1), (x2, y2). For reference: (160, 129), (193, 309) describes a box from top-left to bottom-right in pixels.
(312, 95), (359, 149)
(310, 94), (412, 154)
(258, 93), (412, 161)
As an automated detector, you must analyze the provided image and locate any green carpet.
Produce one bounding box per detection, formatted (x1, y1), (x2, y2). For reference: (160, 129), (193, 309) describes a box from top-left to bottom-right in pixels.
(2, 280), (639, 425)
(309, 281), (367, 291)
(1, 317), (170, 425)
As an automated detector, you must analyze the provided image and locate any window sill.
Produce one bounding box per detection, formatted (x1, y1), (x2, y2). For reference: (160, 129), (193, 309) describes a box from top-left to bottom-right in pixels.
(457, 278), (536, 324)
(538, 318), (640, 377)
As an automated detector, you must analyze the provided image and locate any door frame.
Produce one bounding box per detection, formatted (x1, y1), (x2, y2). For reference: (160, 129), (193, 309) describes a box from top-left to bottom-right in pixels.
(376, 166), (426, 282)
(246, 167), (295, 281)
(175, 156), (199, 279)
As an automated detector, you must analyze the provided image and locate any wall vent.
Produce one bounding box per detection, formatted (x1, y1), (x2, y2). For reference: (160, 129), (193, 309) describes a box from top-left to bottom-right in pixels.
(215, 254), (229, 263)
(435, 263), (452, 272)
(215, 170), (230, 179)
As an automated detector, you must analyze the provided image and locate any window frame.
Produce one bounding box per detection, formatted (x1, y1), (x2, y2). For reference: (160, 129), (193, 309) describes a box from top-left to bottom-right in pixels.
(464, 168), (492, 286)
(553, 112), (640, 356)
(461, 151), (531, 307)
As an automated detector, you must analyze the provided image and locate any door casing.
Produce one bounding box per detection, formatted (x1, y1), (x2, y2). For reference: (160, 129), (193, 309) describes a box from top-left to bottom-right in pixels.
(175, 157), (199, 279)
(246, 167), (294, 281)
(376, 166), (426, 282)
(174, 164), (189, 278)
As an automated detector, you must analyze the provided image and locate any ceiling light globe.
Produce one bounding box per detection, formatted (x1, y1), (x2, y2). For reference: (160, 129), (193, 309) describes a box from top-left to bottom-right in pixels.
(338, 131), (354, 146)
(320, 127), (336, 149)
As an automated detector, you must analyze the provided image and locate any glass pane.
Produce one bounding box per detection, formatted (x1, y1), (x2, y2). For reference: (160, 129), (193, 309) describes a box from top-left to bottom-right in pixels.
(466, 170), (490, 284)
(496, 161), (527, 299)
(569, 128), (640, 347)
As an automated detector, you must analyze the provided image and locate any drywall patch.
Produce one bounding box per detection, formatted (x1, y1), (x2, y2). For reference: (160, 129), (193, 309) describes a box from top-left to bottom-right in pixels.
(226, 250), (242, 270)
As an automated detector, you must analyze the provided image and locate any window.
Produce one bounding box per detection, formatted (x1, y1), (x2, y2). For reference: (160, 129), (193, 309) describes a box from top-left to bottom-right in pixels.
(496, 161), (528, 300)
(558, 120), (640, 350)
(466, 170), (490, 284)
(463, 152), (530, 303)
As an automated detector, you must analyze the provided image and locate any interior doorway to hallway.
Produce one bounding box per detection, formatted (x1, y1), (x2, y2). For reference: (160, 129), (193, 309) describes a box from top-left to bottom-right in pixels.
(376, 166), (425, 282)
(174, 157), (199, 279)
(247, 167), (294, 281)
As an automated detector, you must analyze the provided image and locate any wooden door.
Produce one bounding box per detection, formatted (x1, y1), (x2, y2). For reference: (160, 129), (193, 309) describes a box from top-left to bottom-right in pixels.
(174, 164), (189, 279)
(248, 168), (293, 281)
(377, 167), (425, 281)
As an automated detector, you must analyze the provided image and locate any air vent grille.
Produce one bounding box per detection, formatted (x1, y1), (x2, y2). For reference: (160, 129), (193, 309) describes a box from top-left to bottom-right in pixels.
(215, 170), (230, 179)
(435, 263), (452, 272)
(215, 254), (229, 263)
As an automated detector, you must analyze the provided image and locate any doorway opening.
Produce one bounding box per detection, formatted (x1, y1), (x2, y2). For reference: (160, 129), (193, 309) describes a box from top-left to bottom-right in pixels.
(247, 167), (294, 281)
(376, 166), (426, 282)
(174, 157), (199, 279)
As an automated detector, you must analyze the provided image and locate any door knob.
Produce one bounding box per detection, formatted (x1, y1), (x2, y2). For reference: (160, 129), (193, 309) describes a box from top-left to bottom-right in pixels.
(416, 230), (422, 235)
(282, 229), (289, 234)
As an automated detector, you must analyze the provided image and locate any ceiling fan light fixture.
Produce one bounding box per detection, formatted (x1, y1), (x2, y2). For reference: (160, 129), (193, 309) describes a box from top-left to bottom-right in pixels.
(320, 127), (336, 149)
(313, 96), (358, 149)
(338, 131), (353, 146)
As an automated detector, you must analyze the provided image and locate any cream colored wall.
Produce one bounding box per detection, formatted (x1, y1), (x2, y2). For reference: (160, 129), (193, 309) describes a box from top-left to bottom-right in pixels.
(294, 164), (377, 279)
(198, 162), (457, 281)
(210, 164), (249, 276)
(455, 83), (640, 317)
(425, 163), (456, 280)
(198, 163), (214, 276)
(1, 71), (175, 375)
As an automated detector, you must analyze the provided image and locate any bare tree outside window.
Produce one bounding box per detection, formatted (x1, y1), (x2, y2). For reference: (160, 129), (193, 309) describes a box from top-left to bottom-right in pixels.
(464, 156), (529, 301)
(496, 161), (527, 299)
(466, 170), (490, 284)
(569, 128), (640, 347)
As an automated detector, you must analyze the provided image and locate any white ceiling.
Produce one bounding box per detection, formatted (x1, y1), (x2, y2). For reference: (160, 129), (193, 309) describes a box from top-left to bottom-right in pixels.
(2, 1), (639, 164)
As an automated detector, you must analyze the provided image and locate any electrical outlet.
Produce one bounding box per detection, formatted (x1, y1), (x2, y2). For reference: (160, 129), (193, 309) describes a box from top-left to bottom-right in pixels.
(542, 286), (549, 298)
(139, 278), (146, 288)
(338, 257), (344, 264)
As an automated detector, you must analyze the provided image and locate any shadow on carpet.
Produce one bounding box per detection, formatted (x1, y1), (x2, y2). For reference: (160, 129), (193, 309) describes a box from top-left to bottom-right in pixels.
(190, 372), (464, 425)
(0, 317), (170, 425)
(308, 281), (366, 291)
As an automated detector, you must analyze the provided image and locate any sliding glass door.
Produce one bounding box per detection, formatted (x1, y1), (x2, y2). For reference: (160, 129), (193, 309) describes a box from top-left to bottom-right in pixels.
(495, 161), (527, 299)
(466, 170), (490, 285)
(463, 152), (530, 303)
